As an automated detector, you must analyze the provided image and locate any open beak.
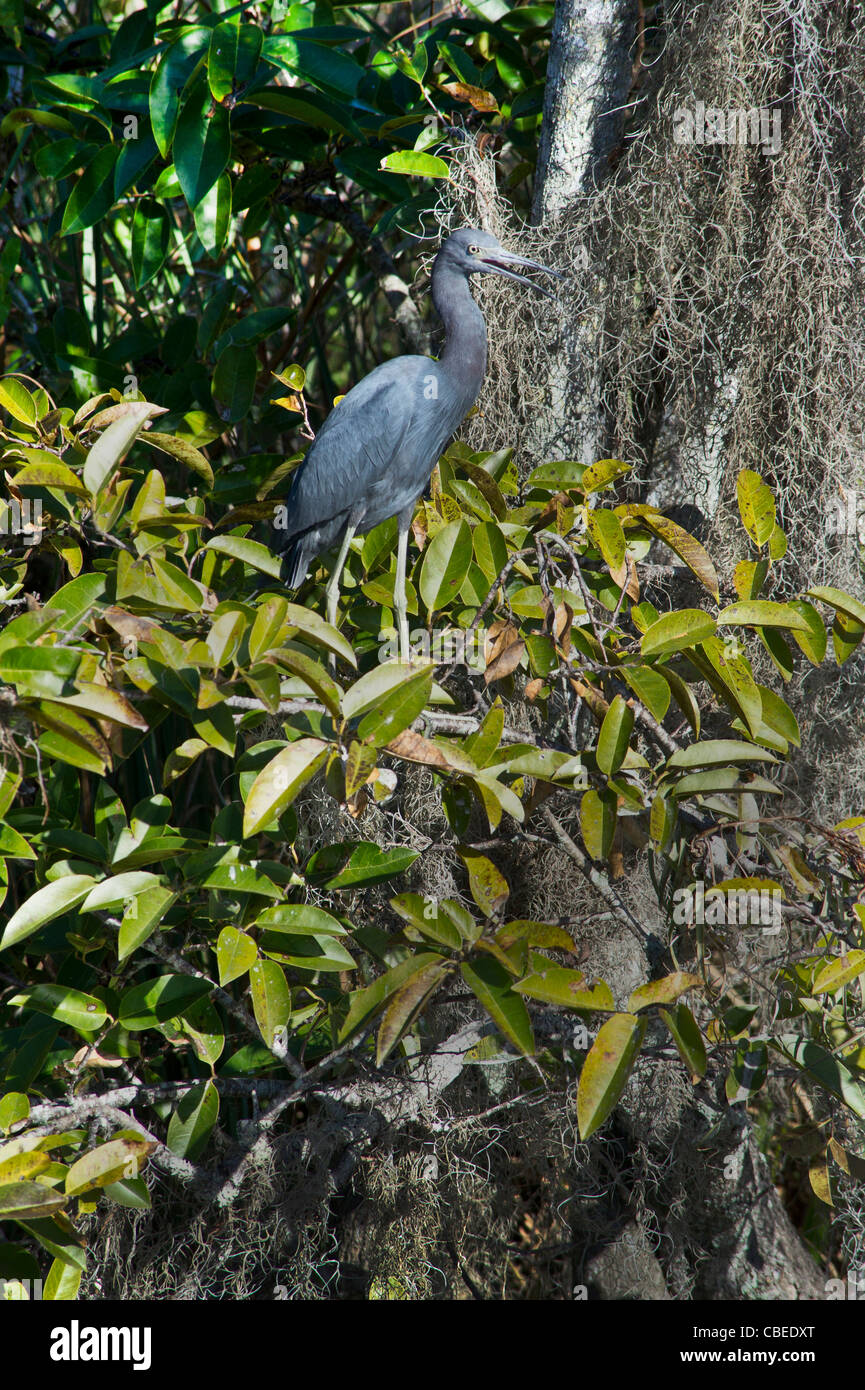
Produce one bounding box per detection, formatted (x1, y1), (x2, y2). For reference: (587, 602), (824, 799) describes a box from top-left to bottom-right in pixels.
(478, 247), (565, 300)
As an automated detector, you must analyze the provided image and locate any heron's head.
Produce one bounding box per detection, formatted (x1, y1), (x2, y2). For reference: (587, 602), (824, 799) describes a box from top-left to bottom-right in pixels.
(439, 227), (564, 299)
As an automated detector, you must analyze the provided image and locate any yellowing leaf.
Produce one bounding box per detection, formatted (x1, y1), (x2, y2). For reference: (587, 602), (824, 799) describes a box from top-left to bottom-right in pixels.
(242, 738), (329, 837)
(577, 1013), (646, 1140)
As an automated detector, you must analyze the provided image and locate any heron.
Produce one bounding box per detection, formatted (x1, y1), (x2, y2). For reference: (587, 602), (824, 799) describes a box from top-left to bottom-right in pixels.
(276, 227), (563, 660)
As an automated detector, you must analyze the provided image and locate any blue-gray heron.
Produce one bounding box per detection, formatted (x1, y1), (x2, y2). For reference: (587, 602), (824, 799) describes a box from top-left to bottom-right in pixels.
(276, 228), (562, 659)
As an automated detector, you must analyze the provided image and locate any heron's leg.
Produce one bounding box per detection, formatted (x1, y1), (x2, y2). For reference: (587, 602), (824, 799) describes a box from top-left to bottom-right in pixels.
(325, 519), (358, 633)
(394, 511), (412, 663)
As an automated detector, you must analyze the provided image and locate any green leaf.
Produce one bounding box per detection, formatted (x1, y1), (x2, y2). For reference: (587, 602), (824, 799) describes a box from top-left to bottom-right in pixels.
(140, 431), (215, 487)
(257, 904), (348, 936)
(737, 469), (776, 546)
(52, 683), (147, 732)
(66, 1138), (153, 1195)
(131, 198), (170, 287)
(149, 29), (210, 157)
(463, 699), (504, 767)
(116, 886), (176, 963)
(9, 985), (107, 1032)
(461, 957), (534, 1056)
(514, 969), (615, 1011)
(61, 146), (118, 235)
(660, 1004), (707, 1079)
(628, 972), (701, 1012)
(266, 647), (342, 717)
(242, 738), (329, 836)
(216, 925), (258, 986)
(177, 996), (225, 1065)
(342, 660), (428, 719)
(207, 609), (247, 667)
(81, 871), (164, 913)
(641, 609), (717, 657)
(635, 512), (720, 601)
(83, 405), (154, 497)
(212, 344), (257, 423)
(119, 975), (212, 1030)
(770, 1036), (865, 1118)
(248, 595), (287, 663)
(586, 508), (625, 571)
(356, 665), (433, 746)
(163, 739), (209, 786)
(249, 960), (291, 1049)
(695, 635), (762, 737)
(832, 610), (865, 665)
(13, 1218), (83, 1274)
(0, 823), (35, 860)
(666, 739), (776, 769)
(0, 1182), (67, 1219)
(208, 19), (263, 103)
(0, 1093), (29, 1135)
(807, 585), (865, 629)
(786, 600), (826, 664)
(0, 377), (38, 427)
(0, 645), (80, 699)
(473, 520), (509, 583)
(0, 768), (21, 820)
(596, 695), (634, 776)
(717, 600), (811, 631)
(339, 953), (445, 1042)
(193, 171), (232, 256)
(305, 841), (418, 890)
(245, 86), (359, 137)
(282, 601), (357, 667)
(390, 894), (463, 950)
(457, 848), (509, 917)
(167, 1081), (218, 1161)
(812, 950), (865, 995)
(264, 928), (353, 973)
(583, 458), (631, 492)
(101, 1177), (151, 1209)
(496, 920), (576, 951)
(174, 79), (231, 208)
(376, 959), (451, 1065)
(0, 875), (97, 951)
(577, 1013), (646, 1139)
(43, 1258), (83, 1301)
(419, 519), (473, 612)
(579, 788), (616, 861)
(380, 151), (450, 178)
(206, 534), (280, 577)
(756, 685), (801, 747)
(262, 34), (364, 99)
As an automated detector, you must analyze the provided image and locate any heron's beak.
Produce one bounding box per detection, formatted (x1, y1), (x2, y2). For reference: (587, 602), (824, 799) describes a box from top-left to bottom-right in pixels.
(479, 248), (565, 300)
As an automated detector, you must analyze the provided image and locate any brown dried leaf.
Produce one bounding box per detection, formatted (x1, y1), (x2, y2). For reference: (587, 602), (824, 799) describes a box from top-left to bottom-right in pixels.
(485, 638), (525, 685)
(570, 677), (610, 721)
(70, 1046), (124, 1069)
(439, 81), (499, 112)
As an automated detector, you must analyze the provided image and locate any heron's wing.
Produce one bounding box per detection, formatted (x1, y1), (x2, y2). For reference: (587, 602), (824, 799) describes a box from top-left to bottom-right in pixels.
(280, 358), (433, 539)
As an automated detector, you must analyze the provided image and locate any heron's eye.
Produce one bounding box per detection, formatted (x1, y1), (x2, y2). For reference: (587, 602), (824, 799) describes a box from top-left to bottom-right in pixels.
(468, 245), (480, 255)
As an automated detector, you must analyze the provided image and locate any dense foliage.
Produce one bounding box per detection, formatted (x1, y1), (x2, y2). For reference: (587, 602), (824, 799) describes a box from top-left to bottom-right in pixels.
(1, 0), (865, 1302)
(2, 370), (865, 1292)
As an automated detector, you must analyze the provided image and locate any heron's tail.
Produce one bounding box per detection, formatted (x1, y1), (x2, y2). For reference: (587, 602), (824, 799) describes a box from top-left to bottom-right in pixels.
(279, 535), (309, 590)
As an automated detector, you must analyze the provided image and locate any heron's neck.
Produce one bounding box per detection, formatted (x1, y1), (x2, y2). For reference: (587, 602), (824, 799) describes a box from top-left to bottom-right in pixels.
(431, 262), (487, 394)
